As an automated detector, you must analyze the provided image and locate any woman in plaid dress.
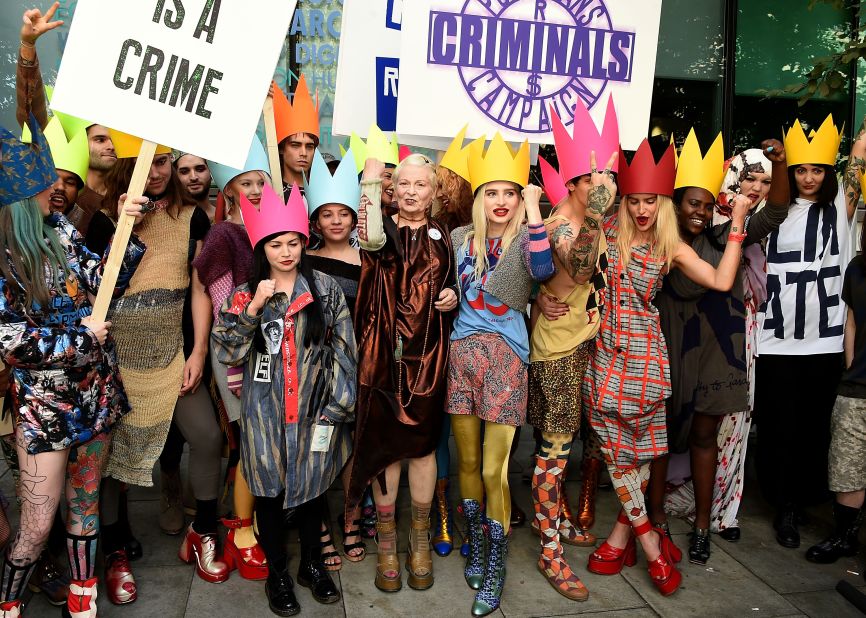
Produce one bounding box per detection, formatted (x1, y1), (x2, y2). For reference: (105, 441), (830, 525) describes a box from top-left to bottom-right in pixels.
(582, 139), (750, 597)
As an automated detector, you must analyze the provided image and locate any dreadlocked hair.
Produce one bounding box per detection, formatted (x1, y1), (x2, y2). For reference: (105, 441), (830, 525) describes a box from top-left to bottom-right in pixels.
(248, 232), (325, 353)
(0, 198), (71, 308)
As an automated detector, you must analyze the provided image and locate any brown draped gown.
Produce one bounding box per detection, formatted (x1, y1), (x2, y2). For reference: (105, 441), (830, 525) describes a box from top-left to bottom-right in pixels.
(347, 215), (454, 507)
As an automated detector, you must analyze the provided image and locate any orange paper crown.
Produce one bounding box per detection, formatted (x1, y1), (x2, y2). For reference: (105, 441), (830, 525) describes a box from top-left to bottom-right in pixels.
(617, 140), (677, 198)
(273, 75), (320, 143)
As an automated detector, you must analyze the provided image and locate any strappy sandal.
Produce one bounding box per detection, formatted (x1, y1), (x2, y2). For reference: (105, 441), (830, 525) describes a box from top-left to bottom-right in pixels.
(320, 525), (342, 572)
(375, 520), (401, 592)
(338, 514), (367, 562)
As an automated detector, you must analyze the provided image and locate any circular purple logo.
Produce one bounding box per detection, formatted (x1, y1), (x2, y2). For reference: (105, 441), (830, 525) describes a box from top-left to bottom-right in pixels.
(427, 0), (635, 133)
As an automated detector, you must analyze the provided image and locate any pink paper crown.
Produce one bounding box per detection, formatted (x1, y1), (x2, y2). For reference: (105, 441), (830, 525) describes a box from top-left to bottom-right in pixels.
(552, 95), (619, 181)
(241, 183), (310, 249)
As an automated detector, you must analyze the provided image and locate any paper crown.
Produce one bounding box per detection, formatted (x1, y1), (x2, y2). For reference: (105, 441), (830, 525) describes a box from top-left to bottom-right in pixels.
(209, 136), (269, 193)
(273, 75), (320, 142)
(553, 96), (620, 183)
(467, 133), (530, 193)
(109, 129), (171, 159)
(0, 115), (56, 207)
(241, 182), (310, 249)
(439, 125), (484, 182)
(304, 148), (361, 216)
(674, 129), (725, 199)
(399, 145), (413, 161)
(43, 116), (89, 185)
(539, 157), (569, 207)
(22, 86), (91, 144)
(783, 114), (842, 167)
(617, 139), (677, 197)
(341, 125), (400, 172)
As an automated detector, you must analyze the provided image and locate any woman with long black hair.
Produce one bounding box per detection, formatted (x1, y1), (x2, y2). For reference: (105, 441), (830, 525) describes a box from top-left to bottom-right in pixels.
(212, 183), (357, 616)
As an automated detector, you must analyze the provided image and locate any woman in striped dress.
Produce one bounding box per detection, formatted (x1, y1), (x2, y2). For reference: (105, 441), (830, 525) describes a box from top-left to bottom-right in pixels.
(582, 139), (749, 596)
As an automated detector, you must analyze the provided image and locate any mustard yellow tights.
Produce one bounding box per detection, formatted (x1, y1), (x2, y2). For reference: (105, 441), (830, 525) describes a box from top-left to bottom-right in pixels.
(451, 415), (516, 530)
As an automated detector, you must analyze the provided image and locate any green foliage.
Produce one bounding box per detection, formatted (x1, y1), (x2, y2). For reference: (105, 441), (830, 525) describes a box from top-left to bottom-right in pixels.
(763, 0), (862, 105)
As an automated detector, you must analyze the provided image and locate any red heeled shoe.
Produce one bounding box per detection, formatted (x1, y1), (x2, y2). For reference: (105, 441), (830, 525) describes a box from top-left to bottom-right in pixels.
(221, 517), (268, 580)
(587, 512), (636, 575)
(178, 524), (230, 584)
(0, 600), (21, 617)
(634, 522), (682, 596)
(66, 577), (98, 618)
(104, 550), (137, 605)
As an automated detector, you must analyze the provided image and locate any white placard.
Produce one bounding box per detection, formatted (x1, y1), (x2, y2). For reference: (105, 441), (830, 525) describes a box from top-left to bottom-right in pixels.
(51, 0), (297, 168)
(395, 0), (662, 150)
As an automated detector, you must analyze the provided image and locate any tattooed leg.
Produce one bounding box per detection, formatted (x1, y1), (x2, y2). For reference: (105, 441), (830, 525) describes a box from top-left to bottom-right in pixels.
(1, 430), (67, 601)
(65, 433), (110, 582)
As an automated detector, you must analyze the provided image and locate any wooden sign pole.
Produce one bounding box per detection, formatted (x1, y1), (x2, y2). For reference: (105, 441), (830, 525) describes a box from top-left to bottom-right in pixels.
(90, 139), (158, 322)
(262, 96), (283, 191)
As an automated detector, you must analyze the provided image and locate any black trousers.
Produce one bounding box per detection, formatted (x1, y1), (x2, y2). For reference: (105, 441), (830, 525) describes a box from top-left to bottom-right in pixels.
(754, 352), (843, 509)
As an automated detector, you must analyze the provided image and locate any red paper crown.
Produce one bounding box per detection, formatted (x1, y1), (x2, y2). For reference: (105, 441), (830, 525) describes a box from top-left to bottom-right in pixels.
(617, 139), (676, 198)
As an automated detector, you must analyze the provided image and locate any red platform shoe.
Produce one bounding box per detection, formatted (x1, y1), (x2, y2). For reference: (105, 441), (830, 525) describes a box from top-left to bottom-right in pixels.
(633, 521), (681, 596)
(222, 517), (268, 580)
(179, 524), (230, 584)
(104, 550), (137, 605)
(0, 600), (21, 617)
(587, 511), (636, 575)
(66, 577), (98, 618)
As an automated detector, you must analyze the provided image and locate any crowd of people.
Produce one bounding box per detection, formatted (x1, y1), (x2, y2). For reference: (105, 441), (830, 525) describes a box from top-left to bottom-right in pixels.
(0, 4), (865, 617)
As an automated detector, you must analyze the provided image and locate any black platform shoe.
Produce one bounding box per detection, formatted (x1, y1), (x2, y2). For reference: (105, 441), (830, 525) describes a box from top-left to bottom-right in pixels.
(297, 547), (340, 604)
(806, 503), (862, 564)
(774, 508), (800, 549)
(718, 527), (740, 542)
(266, 559), (301, 617)
(688, 528), (711, 565)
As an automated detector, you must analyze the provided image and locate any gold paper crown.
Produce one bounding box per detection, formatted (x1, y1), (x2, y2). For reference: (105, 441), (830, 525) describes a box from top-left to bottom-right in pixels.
(109, 129), (171, 159)
(467, 133), (530, 193)
(341, 125), (400, 172)
(783, 114), (842, 167)
(439, 125), (484, 182)
(674, 129), (725, 199)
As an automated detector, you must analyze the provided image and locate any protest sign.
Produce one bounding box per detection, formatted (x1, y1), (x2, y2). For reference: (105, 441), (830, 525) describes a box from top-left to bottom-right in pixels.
(395, 0), (663, 150)
(51, 0), (297, 168)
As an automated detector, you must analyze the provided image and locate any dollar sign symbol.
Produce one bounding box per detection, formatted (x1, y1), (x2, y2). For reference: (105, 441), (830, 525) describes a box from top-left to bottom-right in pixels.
(526, 73), (542, 97)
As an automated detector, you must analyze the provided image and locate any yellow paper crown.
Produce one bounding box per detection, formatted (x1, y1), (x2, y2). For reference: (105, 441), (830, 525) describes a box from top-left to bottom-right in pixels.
(439, 125), (485, 182)
(674, 129), (725, 199)
(783, 114), (842, 167)
(43, 116), (89, 184)
(341, 125), (400, 172)
(467, 133), (530, 193)
(109, 129), (171, 159)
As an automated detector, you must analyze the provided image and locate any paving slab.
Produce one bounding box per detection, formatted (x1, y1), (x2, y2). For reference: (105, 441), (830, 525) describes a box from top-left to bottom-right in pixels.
(620, 533), (798, 618)
(529, 609), (659, 618)
(784, 587), (866, 618)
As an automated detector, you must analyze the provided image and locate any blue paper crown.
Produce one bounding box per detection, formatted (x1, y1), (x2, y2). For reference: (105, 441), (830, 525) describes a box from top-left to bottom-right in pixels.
(208, 135), (269, 193)
(303, 149), (361, 217)
(0, 114), (55, 207)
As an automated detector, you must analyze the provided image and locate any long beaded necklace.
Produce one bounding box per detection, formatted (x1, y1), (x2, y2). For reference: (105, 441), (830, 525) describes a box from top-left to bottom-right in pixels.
(395, 217), (435, 409)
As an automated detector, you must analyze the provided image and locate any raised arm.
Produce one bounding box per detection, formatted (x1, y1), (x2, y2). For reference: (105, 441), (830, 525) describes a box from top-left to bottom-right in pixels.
(16, 3), (63, 130)
(674, 194), (749, 290)
(358, 158), (386, 251)
(743, 138), (789, 244)
(549, 152), (616, 285)
(844, 120), (866, 221)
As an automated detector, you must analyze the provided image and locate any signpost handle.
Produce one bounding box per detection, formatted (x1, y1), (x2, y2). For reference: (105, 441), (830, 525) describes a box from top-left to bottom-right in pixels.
(90, 139), (158, 323)
(263, 96), (283, 191)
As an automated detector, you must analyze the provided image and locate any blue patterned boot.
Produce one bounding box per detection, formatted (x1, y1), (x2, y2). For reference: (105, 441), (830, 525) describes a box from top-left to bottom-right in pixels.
(472, 519), (506, 616)
(462, 499), (485, 590)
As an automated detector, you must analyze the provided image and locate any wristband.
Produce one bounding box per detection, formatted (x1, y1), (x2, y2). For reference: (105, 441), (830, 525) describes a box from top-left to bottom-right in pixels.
(19, 40), (35, 49)
(728, 232), (746, 243)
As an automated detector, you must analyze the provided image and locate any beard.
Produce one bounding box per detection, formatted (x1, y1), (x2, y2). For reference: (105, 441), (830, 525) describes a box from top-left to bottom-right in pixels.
(188, 186), (211, 201)
(89, 151), (115, 172)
